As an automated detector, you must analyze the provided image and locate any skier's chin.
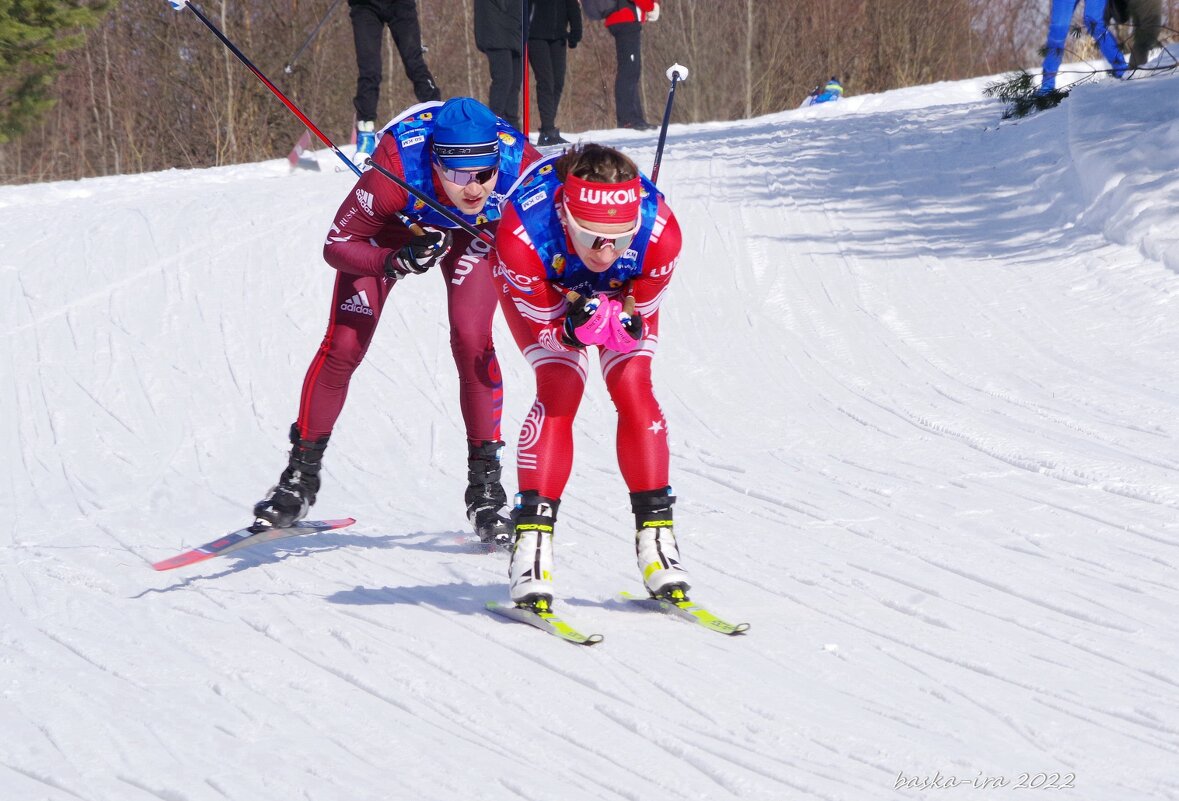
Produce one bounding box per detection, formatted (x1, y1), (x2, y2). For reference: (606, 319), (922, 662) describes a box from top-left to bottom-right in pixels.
(457, 197), (486, 215)
(583, 254), (617, 273)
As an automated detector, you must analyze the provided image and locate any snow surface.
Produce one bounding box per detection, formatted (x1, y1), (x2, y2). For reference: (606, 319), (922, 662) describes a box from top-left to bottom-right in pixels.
(2, 66), (1178, 801)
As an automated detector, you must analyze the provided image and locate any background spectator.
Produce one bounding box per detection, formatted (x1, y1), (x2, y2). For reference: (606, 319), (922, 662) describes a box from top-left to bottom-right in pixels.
(349, 0), (442, 155)
(528, 0), (583, 145)
(603, 0), (659, 130)
(475, 0), (525, 130)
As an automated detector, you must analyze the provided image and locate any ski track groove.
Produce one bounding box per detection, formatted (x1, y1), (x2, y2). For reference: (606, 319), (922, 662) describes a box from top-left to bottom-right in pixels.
(1, 762), (91, 800)
(227, 603), (534, 766)
(916, 556), (1135, 631)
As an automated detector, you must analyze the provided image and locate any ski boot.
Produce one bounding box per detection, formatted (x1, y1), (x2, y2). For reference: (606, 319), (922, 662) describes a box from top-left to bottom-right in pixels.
(508, 491), (559, 608)
(632, 487), (690, 600)
(356, 120), (376, 157)
(537, 129), (570, 147)
(466, 440), (512, 546)
(253, 424), (329, 528)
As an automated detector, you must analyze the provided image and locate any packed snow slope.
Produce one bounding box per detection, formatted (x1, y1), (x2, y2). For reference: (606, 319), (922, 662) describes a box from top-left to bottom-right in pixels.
(2, 68), (1178, 801)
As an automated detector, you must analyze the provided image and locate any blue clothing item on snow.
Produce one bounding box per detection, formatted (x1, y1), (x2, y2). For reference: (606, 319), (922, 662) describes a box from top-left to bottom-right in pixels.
(1040, 0), (1127, 92)
(431, 97), (501, 169)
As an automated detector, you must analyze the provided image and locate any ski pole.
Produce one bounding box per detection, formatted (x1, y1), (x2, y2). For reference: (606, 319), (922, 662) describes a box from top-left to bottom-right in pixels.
(165, 0), (359, 177)
(164, 0), (494, 244)
(284, 0), (344, 74)
(651, 63), (688, 186)
(364, 158), (493, 244)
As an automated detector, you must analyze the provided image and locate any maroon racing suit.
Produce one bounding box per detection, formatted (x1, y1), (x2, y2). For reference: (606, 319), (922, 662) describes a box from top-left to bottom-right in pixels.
(295, 135), (542, 443)
(493, 196), (682, 499)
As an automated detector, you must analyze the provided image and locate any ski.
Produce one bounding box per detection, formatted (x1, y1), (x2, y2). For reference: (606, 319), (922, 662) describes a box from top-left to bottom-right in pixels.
(619, 591), (750, 636)
(486, 601), (604, 646)
(287, 128), (320, 171)
(151, 518), (356, 571)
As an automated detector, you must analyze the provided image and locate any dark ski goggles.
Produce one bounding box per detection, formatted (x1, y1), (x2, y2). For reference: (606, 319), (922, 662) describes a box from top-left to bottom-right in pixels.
(437, 164), (499, 186)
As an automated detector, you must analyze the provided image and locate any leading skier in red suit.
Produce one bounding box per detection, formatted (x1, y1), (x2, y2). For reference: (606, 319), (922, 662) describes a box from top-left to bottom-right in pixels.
(492, 143), (690, 610)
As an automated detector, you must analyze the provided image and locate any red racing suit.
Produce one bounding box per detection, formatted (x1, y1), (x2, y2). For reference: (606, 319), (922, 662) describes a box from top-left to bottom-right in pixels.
(296, 130), (541, 443)
(493, 192), (682, 499)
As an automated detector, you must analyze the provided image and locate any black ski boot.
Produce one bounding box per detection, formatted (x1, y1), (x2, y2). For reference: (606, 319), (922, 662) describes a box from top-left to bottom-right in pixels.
(253, 424), (329, 528)
(465, 440), (512, 546)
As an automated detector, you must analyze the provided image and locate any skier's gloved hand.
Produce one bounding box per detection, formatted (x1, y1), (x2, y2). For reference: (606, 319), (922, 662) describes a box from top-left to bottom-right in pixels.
(386, 227), (452, 277)
(567, 33), (580, 49)
(562, 293), (616, 348)
(604, 307), (644, 353)
(561, 294), (596, 349)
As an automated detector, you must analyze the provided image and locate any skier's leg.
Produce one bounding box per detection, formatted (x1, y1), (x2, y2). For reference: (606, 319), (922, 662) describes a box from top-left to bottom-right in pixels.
(601, 346), (668, 493)
(508, 354), (585, 604)
(255, 271), (394, 526)
(439, 232), (511, 542)
(601, 327), (687, 597)
(517, 353), (587, 500)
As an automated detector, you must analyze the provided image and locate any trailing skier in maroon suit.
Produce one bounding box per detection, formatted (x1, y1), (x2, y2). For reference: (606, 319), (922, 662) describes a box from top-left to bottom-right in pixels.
(254, 97), (542, 545)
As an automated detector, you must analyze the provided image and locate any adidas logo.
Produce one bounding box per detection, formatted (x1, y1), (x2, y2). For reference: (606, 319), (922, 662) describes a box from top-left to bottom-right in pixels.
(355, 187), (374, 216)
(340, 290), (374, 316)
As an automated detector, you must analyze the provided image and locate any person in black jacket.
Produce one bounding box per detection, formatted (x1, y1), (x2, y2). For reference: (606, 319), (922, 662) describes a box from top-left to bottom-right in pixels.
(350, 0), (442, 155)
(474, 0), (524, 130)
(528, 0), (582, 146)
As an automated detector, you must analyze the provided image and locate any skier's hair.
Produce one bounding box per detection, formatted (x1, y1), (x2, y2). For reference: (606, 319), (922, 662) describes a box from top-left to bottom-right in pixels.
(555, 143), (639, 185)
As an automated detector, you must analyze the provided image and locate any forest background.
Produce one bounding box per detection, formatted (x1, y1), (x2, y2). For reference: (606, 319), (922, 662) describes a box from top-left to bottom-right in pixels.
(1, 0), (1175, 184)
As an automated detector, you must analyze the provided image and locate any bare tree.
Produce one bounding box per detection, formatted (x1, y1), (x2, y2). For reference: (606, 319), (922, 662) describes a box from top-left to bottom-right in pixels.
(2, 0), (1169, 184)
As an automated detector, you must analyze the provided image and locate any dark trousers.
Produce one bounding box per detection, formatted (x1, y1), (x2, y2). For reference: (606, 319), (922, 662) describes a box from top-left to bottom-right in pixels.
(527, 38), (568, 134)
(485, 48), (522, 130)
(609, 21), (645, 127)
(351, 0), (440, 122)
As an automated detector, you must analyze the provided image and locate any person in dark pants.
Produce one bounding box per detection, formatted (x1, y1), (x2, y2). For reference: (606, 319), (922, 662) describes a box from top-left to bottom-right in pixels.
(474, 0), (524, 131)
(528, 0), (582, 145)
(350, 0), (442, 155)
(603, 0), (658, 130)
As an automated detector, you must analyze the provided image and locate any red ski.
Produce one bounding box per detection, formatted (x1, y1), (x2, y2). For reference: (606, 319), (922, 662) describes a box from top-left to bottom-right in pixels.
(151, 518), (355, 571)
(287, 128), (320, 171)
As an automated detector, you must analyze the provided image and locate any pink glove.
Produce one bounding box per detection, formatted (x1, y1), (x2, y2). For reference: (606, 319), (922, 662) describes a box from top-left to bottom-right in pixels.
(603, 303), (643, 353)
(571, 294), (616, 347)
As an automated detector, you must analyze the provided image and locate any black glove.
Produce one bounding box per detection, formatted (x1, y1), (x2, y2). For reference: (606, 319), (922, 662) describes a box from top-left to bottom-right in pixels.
(560, 294), (596, 349)
(567, 35), (580, 49)
(385, 228), (452, 278)
(621, 310), (644, 341)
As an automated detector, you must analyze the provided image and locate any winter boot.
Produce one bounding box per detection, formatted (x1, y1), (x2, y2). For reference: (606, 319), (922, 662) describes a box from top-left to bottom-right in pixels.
(508, 491), (559, 606)
(466, 440), (512, 546)
(356, 120), (376, 156)
(537, 129), (569, 146)
(253, 424), (329, 528)
(632, 487), (690, 599)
